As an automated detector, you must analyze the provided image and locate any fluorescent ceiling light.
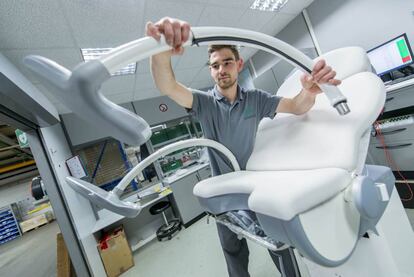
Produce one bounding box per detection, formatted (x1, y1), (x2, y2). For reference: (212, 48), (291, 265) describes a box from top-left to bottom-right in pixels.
(81, 48), (136, 76)
(250, 0), (288, 12)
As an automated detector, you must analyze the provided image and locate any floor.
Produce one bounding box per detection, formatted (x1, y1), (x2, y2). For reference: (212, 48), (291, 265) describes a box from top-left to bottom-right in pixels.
(123, 216), (281, 277)
(123, 209), (414, 277)
(0, 220), (60, 277)
(0, 209), (413, 277)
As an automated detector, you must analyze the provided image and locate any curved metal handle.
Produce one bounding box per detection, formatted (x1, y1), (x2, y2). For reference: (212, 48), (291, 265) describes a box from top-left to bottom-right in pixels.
(25, 27), (350, 147)
(100, 27), (349, 115)
(112, 138), (240, 197)
(65, 138), (239, 216)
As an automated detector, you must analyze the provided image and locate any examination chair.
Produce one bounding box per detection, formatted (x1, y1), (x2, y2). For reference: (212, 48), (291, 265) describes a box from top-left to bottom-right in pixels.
(24, 27), (414, 277)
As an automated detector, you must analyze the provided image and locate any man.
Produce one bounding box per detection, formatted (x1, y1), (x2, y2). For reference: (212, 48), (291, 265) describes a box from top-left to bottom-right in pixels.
(146, 17), (341, 277)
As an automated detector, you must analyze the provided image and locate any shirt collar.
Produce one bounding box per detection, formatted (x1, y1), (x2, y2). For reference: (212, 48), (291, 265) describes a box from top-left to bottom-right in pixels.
(211, 85), (245, 102)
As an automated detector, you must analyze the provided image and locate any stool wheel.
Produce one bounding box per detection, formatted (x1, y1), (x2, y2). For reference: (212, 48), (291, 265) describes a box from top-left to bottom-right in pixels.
(156, 219), (181, 241)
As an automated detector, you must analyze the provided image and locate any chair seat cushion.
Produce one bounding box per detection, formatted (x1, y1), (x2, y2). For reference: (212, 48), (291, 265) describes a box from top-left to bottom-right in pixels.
(193, 168), (352, 221)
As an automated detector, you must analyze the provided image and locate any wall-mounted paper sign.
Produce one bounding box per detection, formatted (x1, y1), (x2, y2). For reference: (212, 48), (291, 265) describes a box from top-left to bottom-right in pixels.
(66, 155), (87, 179)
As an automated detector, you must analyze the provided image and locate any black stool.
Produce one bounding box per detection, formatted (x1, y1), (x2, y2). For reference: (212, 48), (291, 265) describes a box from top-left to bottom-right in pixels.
(149, 201), (181, 241)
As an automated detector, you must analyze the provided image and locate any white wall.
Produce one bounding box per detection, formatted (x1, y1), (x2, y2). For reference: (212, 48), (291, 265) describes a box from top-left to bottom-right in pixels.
(306, 0), (414, 52)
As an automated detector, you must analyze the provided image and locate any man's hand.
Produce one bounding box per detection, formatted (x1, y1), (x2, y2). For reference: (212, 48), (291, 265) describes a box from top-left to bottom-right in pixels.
(145, 17), (191, 55)
(300, 59), (341, 95)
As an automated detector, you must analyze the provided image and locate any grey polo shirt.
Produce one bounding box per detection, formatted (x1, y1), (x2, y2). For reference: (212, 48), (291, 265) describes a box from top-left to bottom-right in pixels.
(188, 85), (281, 176)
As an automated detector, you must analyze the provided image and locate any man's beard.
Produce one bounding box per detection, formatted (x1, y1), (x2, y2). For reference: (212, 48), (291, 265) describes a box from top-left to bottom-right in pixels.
(217, 76), (237, 90)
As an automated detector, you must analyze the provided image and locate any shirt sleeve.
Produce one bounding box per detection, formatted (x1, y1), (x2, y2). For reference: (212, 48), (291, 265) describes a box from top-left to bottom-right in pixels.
(186, 88), (212, 119)
(257, 89), (282, 119)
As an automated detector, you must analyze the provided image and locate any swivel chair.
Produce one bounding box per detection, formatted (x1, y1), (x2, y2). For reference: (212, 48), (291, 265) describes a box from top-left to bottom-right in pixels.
(149, 201), (181, 241)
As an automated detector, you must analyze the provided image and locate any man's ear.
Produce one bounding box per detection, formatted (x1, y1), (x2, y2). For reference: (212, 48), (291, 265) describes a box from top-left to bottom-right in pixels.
(237, 58), (244, 72)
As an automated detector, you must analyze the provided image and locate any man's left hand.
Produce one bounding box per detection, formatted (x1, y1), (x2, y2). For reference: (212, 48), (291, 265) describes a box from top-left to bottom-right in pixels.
(300, 59), (341, 94)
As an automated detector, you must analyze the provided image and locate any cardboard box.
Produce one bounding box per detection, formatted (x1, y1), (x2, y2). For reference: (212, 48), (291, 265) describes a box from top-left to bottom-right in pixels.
(98, 226), (134, 277)
(56, 233), (76, 277)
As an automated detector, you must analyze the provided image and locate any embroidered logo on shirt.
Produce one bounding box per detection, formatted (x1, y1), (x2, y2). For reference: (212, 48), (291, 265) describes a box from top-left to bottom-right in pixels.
(243, 106), (255, 119)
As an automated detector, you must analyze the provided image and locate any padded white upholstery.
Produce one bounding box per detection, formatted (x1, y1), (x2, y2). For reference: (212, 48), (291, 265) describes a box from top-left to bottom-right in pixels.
(247, 72), (385, 172)
(194, 47), (386, 221)
(193, 168), (352, 220)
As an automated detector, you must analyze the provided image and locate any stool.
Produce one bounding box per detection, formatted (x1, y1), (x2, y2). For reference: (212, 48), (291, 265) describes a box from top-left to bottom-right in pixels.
(149, 201), (181, 241)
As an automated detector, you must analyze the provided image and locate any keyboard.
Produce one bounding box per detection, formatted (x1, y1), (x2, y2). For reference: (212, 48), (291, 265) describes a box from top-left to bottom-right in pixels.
(385, 75), (414, 86)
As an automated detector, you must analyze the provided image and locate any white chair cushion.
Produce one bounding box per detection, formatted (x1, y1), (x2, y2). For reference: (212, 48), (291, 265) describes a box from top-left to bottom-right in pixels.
(247, 71), (385, 172)
(193, 168), (352, 221)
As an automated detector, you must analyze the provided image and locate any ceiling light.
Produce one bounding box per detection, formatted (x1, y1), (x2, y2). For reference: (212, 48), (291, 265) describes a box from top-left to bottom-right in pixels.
(81, 48), (136, 76)
(250, 0), (289, 12)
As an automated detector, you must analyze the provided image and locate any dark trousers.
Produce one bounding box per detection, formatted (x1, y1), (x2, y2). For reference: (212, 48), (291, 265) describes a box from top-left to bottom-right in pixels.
(217, 223), (301, 277)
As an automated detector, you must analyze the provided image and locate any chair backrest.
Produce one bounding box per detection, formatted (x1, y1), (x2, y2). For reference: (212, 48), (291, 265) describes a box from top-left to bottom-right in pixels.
(247, 47), (386, 172)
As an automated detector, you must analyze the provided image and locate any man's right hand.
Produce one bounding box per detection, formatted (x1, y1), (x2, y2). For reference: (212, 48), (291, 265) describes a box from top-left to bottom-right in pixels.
(145, 17), (191, 55)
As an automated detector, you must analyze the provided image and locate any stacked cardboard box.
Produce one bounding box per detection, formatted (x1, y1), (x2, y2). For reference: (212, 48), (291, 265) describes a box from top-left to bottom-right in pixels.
(98, 226), (134, 277)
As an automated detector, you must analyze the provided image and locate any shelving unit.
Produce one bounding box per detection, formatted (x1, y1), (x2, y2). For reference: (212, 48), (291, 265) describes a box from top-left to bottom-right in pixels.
(0, 205), (21, 245)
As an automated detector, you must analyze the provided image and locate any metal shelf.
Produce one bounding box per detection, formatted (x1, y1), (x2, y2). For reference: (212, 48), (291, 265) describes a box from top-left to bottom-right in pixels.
(0, 205), (21, 245)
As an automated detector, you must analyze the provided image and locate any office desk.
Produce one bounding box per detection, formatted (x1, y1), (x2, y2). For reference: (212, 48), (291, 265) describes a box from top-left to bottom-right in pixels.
(385, 77), (414, 93)
(368, 76), (414, 183)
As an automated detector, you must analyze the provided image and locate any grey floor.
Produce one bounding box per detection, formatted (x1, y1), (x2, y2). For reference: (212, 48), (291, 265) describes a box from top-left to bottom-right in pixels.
(0, 220), (60, 277)
(0, 210), (413, 277)
(123, 217), (281, 277)
(123, 209), (414, 277)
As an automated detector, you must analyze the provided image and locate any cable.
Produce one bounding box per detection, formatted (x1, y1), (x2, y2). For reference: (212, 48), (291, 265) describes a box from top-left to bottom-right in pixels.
(374, 121), (413, 201)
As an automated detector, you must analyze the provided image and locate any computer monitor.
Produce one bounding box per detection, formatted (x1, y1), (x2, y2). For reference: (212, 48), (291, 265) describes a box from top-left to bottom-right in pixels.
(367, 33), (414, 77)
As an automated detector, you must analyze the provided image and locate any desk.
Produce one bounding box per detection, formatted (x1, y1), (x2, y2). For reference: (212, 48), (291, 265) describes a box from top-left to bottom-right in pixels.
(92, 183), (172, 234)
(368, 76), (414, 196)
(385, 77), (414, 93)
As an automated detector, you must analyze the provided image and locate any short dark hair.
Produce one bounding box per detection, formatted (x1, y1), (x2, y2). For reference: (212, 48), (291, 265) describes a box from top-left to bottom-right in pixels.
(207, 45), (240, 63)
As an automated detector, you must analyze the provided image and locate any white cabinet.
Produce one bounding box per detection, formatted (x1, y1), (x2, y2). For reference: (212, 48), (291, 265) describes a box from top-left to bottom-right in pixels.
(168, 165), (211, 226)
(368, 82), (414, 171)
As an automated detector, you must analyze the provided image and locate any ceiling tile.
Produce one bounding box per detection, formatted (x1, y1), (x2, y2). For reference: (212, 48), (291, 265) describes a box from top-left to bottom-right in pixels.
(240, 47), (258, 61)
(236, 9), (275, 31)
(175, 46), (209, 70)
(144, 0), (206, 26)
(260, 13), (295, 36)
(197, 6), (246, 28)
(135, 73), (156, 90)
(61, 0), (146, 48)
(101, 75), (136, 96)
(208, 0), (252, 9)
(105, 92), (134, 105)
(279, 0), (314, 15)
(133, 89), (162, 101)
(174, 67), (203, 85)
(0, 0), (76, 49)
(137, 55), (181, 74)
(2, 48), (83, 84)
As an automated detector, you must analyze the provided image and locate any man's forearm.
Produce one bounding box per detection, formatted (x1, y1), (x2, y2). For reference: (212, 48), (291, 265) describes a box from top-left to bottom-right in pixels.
(150, 52), (178, 95)
(292, 89), (317, 115)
